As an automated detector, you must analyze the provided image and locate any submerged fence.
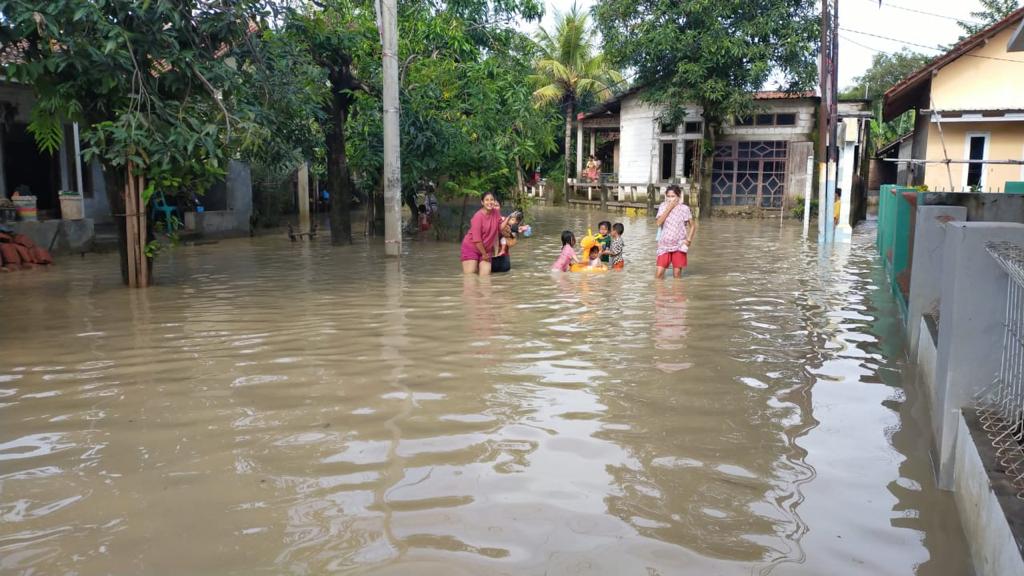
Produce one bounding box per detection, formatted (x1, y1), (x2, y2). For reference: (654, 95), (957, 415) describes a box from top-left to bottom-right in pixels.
(975, 240), (1024, 499)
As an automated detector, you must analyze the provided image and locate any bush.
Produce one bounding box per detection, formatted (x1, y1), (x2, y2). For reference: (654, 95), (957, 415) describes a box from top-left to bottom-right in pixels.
(790, 195), (819, 219)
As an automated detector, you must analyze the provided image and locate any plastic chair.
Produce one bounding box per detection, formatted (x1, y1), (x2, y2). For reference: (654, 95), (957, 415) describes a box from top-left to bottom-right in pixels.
(150, 191), (179, 233)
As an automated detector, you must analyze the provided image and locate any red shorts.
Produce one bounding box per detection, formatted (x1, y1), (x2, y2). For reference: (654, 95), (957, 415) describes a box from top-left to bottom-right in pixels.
(612, 260), (624, 270)
(656, 251), (687, 269)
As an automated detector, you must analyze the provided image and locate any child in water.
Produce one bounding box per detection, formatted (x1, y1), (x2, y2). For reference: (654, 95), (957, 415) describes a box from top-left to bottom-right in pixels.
(607, 222), (625, 269)
(492, 211), (521, 274)
(551, 230), (579, 272)
(587, 245), (607, 270)
(597, 221), (612, 264)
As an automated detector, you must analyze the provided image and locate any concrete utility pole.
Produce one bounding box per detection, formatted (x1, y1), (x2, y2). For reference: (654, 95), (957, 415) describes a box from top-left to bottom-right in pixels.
(815, 0), (839, 244)
(379, 0), (402, 257)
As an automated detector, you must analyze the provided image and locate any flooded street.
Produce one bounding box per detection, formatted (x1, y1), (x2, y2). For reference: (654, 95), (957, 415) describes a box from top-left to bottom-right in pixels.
(0, 207), (970, 575)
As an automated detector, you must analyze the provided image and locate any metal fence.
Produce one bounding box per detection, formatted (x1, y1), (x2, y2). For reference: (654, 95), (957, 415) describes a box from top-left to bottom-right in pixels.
(975, 240), (1024, 499)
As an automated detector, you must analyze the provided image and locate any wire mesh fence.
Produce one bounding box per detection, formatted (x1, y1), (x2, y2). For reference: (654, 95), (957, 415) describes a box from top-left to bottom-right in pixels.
(975, 240), (1024, 499)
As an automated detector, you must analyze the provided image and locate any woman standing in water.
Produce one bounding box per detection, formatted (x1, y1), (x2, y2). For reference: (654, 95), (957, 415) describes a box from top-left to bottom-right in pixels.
(461, 192), (509, 275)
(655, 184), (696, 279)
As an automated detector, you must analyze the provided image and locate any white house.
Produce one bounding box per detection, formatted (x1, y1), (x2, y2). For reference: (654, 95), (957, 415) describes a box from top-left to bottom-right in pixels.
(575, 89), (820, 212)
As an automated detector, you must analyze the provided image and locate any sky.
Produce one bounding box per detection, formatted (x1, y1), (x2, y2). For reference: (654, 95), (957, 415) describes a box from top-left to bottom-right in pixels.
(535, 0), (992, 90)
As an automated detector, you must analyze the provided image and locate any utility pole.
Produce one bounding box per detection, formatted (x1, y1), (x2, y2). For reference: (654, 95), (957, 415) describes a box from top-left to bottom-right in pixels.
(810, 0), (829, 237)
(379, 0), (402, 257)
(825, 0), (839, 244)
(815, 0), (839, 244)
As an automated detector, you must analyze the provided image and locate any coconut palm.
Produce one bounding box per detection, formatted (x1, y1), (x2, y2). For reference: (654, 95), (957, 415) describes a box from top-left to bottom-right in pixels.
(531, 4), (622, 198)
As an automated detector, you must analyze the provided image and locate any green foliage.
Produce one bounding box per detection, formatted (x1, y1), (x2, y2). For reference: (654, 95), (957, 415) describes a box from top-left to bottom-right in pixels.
(958, 0), (1021, 38)
(840, 49), (932, 153)
(0, 0), (317, 209)
(530, 4), (621, 190)
(840, 49), (932, 102)
(790, 195), (818, 219)
(594, 0), (819, 126)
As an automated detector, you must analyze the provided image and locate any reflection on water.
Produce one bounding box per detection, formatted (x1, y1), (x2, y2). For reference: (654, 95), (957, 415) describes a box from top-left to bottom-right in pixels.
(0, 208), (970, 575)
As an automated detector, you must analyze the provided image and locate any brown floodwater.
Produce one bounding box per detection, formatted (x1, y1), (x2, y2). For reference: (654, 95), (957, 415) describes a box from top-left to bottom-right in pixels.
(0, 207), (971, 575)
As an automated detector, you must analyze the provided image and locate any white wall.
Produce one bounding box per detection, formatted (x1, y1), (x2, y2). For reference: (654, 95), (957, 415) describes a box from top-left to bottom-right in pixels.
(618, 95), (661, 184)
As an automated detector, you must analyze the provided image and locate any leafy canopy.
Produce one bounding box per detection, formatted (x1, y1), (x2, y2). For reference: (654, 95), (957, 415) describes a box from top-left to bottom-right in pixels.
(531, 4), (622, 108)
(593, 0), (819, 125)
(958, 0), (1022, 38)
(0, 0), (293, 197)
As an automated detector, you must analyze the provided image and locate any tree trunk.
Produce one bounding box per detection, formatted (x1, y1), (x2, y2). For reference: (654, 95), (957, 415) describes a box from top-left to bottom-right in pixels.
(102, 162), (130, 285)
(699, 122), (716, 219)
(563, 99), (574, 202)
(326, 68), (356, 245)
(514, 156), (525, 208)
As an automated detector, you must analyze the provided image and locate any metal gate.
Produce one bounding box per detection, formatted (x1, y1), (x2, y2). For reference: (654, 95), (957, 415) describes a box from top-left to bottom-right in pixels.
(711, 141), (787, 208)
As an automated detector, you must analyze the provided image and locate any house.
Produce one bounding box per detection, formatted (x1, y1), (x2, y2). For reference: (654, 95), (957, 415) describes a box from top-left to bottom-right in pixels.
(1, 75), (255, 248)
(575, 89), (829, 213)
(882, 7), (1024, 192)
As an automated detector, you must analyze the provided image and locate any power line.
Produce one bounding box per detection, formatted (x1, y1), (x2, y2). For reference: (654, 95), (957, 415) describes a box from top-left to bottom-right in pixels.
(857, 0), (983, 26)
(840, 27), (1024, 64)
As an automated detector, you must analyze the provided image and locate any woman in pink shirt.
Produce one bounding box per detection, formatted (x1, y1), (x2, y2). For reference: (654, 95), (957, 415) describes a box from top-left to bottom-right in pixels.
(461, 192), (507, 275)
(655, 184), (697, 279)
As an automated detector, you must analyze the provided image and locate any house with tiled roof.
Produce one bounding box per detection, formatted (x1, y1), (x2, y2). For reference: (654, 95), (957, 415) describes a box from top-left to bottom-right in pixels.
(882, 7), (1024, 192)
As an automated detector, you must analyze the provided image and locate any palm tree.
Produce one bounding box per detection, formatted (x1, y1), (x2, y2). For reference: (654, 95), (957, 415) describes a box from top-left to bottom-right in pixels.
(531, 4), (621, 198)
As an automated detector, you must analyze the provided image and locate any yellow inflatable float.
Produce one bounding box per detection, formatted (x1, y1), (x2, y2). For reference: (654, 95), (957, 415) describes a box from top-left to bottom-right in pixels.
(569, 229), (609, 273)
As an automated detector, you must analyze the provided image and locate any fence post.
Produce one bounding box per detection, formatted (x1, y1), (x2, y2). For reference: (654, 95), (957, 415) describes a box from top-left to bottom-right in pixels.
(600, 185), (607, 211)
(647, 184), (655, 213)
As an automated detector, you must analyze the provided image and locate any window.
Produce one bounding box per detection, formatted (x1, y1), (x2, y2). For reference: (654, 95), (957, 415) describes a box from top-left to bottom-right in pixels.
(775, 113), (796, 126)
(756, 114), (774, 126)
(660, 142), (676, 181)
(964, 133), (989, 188)
(736, 115), (754, 126)
(684, 121), (703, 134)
(684, 141), (698, 179)
(660, 122), (677, 134)
(711, 141), (788, 207)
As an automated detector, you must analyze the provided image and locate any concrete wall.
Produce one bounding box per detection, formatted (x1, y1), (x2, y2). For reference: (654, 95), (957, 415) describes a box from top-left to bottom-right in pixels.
(786, 142), (814, 202)
(924, 121), (1024, 191)
(932, 221), (1024, 489)
(618, 94), (661, 183)
(931, 23), (1024, 112)
(907, 205), (967, 355)
(897, 138), (914, 186)
(954, 413), (1024, 576)
(83, 160), (112, 224)
(919, 192), (1024, 223)
(720, 99), (817, 140)
(7, 218), (94, 253)
(187, 161), (252, 237)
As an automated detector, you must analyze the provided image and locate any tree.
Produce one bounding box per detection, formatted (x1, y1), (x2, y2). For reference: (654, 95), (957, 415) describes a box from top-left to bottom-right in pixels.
(594, 0), (818, 216)
(284, 2), (378, 245)
(840, 49), (931, 102)
(530, 4), (621, 201)
(1, 0), (280, 285)
(840, 49), (932, 152)
(958, 0), (1021, 37)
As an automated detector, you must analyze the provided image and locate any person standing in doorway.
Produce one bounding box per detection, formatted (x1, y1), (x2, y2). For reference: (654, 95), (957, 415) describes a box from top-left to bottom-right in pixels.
(655, 184), (696, 279)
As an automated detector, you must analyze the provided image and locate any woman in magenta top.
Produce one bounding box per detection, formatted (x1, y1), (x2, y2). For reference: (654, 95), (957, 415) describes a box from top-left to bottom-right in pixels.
(461, 192), (507, 275)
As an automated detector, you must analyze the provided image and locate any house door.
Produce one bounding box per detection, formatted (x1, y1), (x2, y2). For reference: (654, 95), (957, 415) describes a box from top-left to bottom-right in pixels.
(711, 141), (788, 207)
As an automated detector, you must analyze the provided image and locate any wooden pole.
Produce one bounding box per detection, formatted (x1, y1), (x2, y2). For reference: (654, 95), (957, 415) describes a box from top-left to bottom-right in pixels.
(379, 0), (402, 257)
(137, 173), (148, 288)
(297, 161), (310, 234)
(125, 164), (138, 288)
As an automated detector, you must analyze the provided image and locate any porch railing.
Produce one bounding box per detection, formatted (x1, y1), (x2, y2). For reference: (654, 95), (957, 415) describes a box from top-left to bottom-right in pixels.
(974, 240), (1024, 499)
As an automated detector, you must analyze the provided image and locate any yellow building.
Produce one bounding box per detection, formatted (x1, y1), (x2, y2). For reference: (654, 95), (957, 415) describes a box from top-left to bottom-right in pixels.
(883, 7), (1024, 192)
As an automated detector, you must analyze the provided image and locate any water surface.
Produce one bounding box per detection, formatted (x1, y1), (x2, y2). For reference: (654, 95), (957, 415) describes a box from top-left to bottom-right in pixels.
(0, 208), (970, 575)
